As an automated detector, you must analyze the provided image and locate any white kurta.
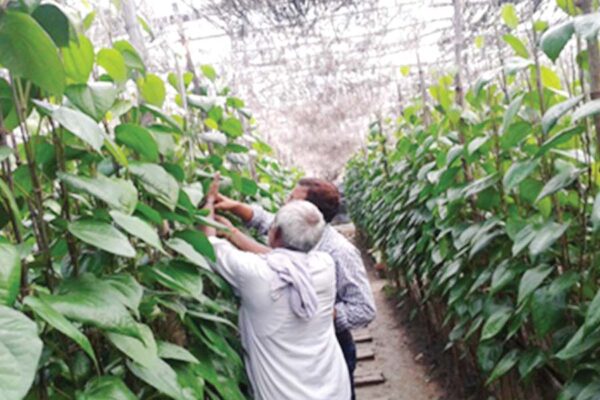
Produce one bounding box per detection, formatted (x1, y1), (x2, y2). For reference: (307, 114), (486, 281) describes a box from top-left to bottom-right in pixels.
(209, 237), (351, 400)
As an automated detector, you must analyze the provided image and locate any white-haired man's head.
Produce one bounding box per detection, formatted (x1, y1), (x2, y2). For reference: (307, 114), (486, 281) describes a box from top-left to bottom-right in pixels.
(268, 200), (326, 252)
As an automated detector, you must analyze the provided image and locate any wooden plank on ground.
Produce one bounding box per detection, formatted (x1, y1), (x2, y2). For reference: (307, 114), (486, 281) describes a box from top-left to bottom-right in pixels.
(353, 331), (373, 343)
(357, 346), (375, 361)
(355, 372), (386, 387)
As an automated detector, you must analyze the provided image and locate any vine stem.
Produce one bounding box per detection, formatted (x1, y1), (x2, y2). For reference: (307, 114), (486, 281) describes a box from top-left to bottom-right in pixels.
(0, 111), (22, 243)
(12, 76), (54, 289)
(49, 120), (79, 276)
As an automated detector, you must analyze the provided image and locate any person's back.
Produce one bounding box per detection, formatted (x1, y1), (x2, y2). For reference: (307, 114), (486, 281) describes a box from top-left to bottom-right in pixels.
(209, 239), (350, 400)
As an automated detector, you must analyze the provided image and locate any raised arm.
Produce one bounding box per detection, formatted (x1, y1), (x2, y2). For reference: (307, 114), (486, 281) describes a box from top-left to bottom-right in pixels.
(200, 173), (220, 238)
(214, 193), (254, 223)
(215, 193), (275, 236)
(214, 215), (271, 254)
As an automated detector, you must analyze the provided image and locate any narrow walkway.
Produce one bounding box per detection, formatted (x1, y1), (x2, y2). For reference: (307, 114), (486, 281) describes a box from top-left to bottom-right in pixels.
(335, 224), (445, 400)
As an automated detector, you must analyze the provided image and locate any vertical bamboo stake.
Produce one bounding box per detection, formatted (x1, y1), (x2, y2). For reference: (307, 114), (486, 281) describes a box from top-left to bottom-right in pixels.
(579, 0), (600, 153)
(453, 0), (465, 107)
(416, 48), (431, 127)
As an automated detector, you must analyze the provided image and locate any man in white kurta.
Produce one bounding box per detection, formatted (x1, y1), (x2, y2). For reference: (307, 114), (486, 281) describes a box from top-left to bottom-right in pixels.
(207, 201), (350, 400)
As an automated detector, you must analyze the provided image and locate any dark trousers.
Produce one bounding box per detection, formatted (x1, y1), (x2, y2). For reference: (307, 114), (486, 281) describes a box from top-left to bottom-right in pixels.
(336, 329), (356, 400)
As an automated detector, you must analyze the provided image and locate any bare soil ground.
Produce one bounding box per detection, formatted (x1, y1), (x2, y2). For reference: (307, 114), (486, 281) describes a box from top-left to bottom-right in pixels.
(335, 224), (463, 400)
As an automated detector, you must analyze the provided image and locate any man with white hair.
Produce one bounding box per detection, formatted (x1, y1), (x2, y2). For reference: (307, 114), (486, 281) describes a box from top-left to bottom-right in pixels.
(202, 180), (350, 400)
(215, 178), (376, 400)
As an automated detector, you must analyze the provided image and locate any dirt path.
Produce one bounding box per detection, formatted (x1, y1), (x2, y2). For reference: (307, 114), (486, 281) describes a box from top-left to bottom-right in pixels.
(335, 224), (445, 400)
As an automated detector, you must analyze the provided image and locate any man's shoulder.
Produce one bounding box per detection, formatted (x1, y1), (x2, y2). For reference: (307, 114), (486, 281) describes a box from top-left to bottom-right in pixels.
(310, 250), (335, 265)
(319, 226), (359, 255)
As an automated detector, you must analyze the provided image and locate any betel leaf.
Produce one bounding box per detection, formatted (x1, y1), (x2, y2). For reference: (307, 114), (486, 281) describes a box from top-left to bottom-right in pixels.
(501, 121), (531, 149)
(461, 174), (498, 198)
(174, 230), (216, 262)
(469, 230), (503, 259)
(584, 288), (600, 334)
(167, 71), (193, 90)
(31, 4), (70, 47)
(573, 98), (600, 122)
(220, 117), (243, 137)
(529, 222), (569, 257)
(115, 124), (159, 162)
(502, 94), (524, 134)
(68, 219), (136, 258)
(541, 95), (583, 134)
(166, 238), (211, 271)
(0, 179), (22, 236)
(97, 48), (127, 82)
(531, 286), (565, 337)
(145, 262), (204, 301)
(127, 358), (187, 400)
(114, 40), (145, 72)
(501, 3), (519, 29)
(200, 130), (227, 146)
(138, 74), (166, 107)
(0, 10), (65, 95)
(518, 264), (553, 305)
(78, 376), (137, 400)
(62, 34), (94, 84)
(540, 65), (562, 90)
(110, 210), (164, 252)
(104, 274), (143, 317)
(59, 172), (138, 215)
(174, 366), (205, 400)
(537, 126), (584, 157)
(518, 348), (545, 379)
(0, 306), (43, 400)
(157, 341), (199, 363)
(467, 136), (490, 155)
(23, 296), (97, 366)
(182, 183), (204, 208)
(51, 105), (106, 151)
(503, 159), (539, 192)
(503, 34), (529, 58)
(104, 137), (129, 168)
(43, 274), (141, 338)
(65, 82), (117, 121)
(481, 307), (512, 341)
(577, 382), (600, 400)
(129, 162), (180, 211)
(486, 349), (519, 385)
(556, 325), (600, 360)
(201, 64), (217, 81)
(535, 168), (580, 203)
(106, 324), (157, 367)
(135, 202), (162, 225)
(0, 243), (20, 306)
(540, 20), (575, 62)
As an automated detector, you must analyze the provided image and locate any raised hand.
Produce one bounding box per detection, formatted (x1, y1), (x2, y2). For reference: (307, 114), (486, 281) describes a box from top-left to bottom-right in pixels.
(214, 192), (240, 211)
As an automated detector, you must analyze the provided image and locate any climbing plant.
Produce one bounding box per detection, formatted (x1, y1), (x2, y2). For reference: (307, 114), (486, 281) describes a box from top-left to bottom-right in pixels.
(0, 2), (298, 399)
(346, 2), (600, 399)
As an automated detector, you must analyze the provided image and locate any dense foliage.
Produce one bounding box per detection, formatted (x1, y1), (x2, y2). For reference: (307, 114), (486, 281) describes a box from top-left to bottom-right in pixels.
(0, 2), (299, 399)
(346, 3), (600, 399)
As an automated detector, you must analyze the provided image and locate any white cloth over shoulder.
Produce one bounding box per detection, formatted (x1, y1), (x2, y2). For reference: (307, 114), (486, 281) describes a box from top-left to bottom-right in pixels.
(209, 237), (350, 400)
(266, 249), (318, 320)
(248, 204), (376, 332)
